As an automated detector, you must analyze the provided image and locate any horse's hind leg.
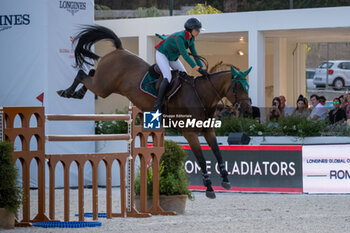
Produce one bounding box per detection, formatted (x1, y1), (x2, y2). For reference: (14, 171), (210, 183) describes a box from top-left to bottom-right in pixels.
(183, 131), (216, 199)
(71, 69), (95, 99)
(57, 69), (95, 99)
(203, 128), (231, 190)
(57, 70), (87, 98)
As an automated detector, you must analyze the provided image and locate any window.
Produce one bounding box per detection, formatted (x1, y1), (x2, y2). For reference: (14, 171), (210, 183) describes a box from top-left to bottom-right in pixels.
(306, 71), (315, 79)
(339, 62), (350, 70)
(319, 62), (334, 69)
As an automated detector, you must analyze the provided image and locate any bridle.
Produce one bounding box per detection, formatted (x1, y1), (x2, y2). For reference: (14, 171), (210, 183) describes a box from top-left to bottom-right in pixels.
(187, 54), (249, 116)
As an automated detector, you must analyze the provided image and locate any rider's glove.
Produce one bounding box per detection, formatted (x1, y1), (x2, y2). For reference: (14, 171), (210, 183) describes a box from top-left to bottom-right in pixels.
(198, 67), (209, 76)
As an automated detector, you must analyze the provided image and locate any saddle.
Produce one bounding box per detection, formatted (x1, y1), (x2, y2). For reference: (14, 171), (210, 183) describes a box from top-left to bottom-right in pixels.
(149, 64), (184, 97)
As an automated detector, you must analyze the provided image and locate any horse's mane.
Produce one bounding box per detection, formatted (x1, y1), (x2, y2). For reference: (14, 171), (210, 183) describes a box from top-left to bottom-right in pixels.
(195, 70), (230, 80)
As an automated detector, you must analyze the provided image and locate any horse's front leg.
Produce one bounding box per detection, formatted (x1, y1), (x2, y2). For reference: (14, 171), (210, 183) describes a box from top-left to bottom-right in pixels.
(183, 131), (216, 199)
(203, 128), (231, 190)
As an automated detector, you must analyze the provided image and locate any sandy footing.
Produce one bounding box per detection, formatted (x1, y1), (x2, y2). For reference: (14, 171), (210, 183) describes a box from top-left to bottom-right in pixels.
(4, 188), (350, 233)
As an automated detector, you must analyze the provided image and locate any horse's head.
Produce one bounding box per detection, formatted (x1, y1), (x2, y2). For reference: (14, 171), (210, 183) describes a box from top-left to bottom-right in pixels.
(226, 66), (251, 117)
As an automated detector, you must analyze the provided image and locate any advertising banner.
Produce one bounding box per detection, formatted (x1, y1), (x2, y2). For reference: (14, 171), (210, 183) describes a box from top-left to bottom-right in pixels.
(183, 145), (303, 193)
(303, 145), (350, 193)
(45, 0), (95, 187)
(1, 0), (95, 187)
(0, 0), (47, 107)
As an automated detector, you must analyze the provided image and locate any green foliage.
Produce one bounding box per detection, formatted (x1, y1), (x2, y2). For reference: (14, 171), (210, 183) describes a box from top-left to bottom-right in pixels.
(0, 142), (21, 213)
(215, 116), (272, 136)
(95, 108), (140, 134)
(95, 4), (111, 10)
(95, 119), (127, 134)
(237, 0), (350, 12)
(322, 123), (350, 136)
(137, 6), (166, 17)
(165, 128), (182, 136)
(134, 140), (193, 199)
(276, 115), (326, 137)
(215, 115), (346, 137)
(187, 3), (222, 15)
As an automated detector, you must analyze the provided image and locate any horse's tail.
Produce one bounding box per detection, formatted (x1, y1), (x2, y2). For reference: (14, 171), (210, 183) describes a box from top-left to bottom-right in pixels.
(73, 25), (123, 68)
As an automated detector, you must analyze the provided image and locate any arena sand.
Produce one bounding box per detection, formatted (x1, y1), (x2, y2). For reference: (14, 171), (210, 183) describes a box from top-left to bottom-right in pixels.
(4, 188), (350, 233)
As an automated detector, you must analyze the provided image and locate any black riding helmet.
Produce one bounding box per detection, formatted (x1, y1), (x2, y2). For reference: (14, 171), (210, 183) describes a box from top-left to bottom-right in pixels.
(184, 18), (202, 31)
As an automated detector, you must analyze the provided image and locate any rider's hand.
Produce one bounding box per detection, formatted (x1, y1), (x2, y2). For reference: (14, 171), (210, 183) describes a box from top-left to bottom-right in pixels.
(198, 68), (209, 76)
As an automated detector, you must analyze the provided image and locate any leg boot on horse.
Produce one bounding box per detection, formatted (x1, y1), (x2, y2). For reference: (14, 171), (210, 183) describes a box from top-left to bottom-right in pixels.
(183, 131), (216, 198)
(203, 128), (231, 190)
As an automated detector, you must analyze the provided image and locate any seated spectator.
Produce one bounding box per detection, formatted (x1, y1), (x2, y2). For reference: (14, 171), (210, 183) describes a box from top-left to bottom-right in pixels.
(319, 96), (326, 106)
(328, 98), (346, 124)
(340, 93), (348, 109)
(309, 94), (327, 121)
(343, 94), (350, 119)
(279, 95), (293, 116)
(292, 95), (309, 117)
(239, 98), (261, 122)
(268, 97), (283, 121)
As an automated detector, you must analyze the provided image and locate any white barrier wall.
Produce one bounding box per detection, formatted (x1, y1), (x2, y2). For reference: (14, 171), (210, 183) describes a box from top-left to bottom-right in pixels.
(303, 145), (350, 193)
(1, 0), (95, 187)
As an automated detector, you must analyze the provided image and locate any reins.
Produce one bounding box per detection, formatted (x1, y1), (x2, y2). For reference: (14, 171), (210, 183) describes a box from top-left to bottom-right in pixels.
(187, 54), (228, 116)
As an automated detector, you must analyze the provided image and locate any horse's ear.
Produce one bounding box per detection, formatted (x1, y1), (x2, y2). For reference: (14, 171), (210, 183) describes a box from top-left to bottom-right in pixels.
(230, 65), (240, 78)
(242, 67), (252, 77)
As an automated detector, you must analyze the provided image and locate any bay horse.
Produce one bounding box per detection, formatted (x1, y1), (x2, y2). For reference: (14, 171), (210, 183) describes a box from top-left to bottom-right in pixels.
(57, 25), (251, 199)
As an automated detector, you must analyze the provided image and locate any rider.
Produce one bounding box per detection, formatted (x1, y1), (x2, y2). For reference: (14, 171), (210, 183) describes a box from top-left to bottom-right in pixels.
(153, 17), (209, 111)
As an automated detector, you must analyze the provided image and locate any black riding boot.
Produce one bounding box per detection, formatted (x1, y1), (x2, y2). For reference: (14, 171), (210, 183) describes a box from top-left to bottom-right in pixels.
(153, 79), (170, 112)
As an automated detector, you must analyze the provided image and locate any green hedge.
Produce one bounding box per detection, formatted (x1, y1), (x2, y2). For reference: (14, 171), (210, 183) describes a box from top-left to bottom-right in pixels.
(95, 109), (350, 137)
(0, 142), (21, 213)
(215, 115), (350, 137)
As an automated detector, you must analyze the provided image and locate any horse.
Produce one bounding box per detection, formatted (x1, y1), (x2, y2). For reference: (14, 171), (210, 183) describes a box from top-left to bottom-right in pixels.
(57, 25), (251, 199)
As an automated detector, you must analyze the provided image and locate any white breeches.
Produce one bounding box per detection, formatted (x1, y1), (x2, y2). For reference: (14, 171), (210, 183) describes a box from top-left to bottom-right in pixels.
(156, 50), (187, 82)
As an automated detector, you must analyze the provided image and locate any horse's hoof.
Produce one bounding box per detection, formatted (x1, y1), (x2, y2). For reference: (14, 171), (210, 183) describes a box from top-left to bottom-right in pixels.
(72, 91), (84, 99)
(221, 181), (231, 190)
(206, 190), (216, 199)
(57, 90), (72, 98)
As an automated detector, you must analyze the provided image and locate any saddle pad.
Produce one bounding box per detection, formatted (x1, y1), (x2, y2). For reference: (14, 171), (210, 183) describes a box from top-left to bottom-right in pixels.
(139, 72), (182, 101)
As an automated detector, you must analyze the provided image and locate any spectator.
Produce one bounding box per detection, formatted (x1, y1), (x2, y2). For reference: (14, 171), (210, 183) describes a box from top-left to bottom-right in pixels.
(268, 97), (283, 121)
(279, 95), (293, 116)
(328, 98), (346, 124)
(319, 96), (326, 106)
(241, 98), (261, 122)
(341, 93), (349, 109)
(292, 95), (309, 117)
(309, 94), (327, 121)
(343, 94), (350, 119)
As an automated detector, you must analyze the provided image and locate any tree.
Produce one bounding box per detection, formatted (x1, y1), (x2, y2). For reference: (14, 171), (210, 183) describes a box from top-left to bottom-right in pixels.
(223, 0), (238, 12)
(187, 3), (222, 15)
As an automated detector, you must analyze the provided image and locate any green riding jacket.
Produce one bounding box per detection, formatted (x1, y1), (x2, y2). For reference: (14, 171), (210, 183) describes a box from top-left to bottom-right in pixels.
(155, 30), (203, 69)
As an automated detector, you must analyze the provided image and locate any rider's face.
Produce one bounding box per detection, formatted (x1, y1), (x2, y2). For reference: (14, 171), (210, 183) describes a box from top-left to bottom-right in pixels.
(192, 29), (200, 37)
